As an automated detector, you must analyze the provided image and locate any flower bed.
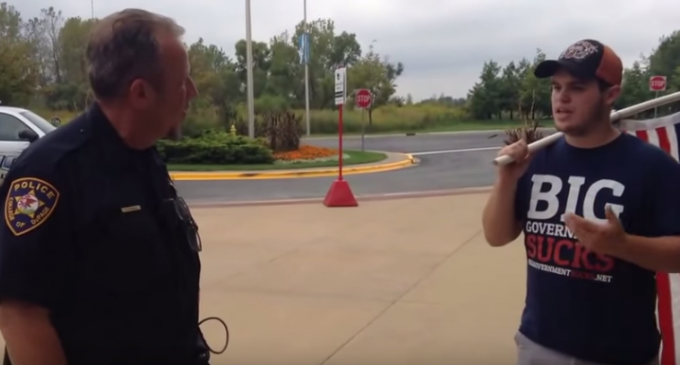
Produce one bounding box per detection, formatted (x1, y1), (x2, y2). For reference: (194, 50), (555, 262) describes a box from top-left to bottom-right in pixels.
(274, 145), (338, 161)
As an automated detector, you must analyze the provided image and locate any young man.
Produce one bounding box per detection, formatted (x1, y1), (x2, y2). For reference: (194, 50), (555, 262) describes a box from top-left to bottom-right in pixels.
(482, 39), (680, 365)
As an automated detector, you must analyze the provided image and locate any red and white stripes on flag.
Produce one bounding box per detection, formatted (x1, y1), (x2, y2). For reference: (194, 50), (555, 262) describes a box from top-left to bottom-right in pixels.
(622, 112), (680, 365)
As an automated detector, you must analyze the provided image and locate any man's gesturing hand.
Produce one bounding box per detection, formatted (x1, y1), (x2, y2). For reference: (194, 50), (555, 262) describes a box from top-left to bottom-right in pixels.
(564, 206), (626, 255)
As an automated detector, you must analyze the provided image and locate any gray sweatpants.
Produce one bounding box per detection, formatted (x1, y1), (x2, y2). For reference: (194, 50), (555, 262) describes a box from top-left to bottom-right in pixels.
(515, 332), (659, 365)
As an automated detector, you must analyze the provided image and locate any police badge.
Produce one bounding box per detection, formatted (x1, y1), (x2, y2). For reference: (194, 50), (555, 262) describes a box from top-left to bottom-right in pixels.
(4, 177), (60, 236)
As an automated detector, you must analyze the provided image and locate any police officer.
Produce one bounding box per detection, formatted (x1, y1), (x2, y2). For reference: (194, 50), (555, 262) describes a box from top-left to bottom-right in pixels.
(0, 9), (209, 365)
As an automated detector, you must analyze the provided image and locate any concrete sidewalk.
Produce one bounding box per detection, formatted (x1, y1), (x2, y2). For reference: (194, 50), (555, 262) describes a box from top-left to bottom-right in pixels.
(195, 192), (527, 365)
(0, 192), (527, 363)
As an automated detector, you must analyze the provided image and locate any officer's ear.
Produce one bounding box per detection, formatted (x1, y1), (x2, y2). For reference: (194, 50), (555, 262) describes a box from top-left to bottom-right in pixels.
(128, 78), (158, 109)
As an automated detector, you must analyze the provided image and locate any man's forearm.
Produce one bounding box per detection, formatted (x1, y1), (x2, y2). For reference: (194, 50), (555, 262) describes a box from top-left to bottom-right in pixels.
(482, 176), (521, 246)
(0, 304), (67, 365)
(3, 322), (66, 365)
(613, 234), (680, 273)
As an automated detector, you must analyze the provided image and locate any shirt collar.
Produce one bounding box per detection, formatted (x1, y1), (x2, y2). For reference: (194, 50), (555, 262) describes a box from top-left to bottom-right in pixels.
(86, 103), (153, 169)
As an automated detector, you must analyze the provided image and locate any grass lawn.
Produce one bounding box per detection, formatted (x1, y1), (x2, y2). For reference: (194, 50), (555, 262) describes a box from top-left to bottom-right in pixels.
(167, 150), (387, 171)
(309, 120), (551, 137)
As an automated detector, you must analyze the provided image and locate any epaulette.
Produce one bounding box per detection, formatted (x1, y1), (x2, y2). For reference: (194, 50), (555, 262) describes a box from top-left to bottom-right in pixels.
(10, 113), (91, 177)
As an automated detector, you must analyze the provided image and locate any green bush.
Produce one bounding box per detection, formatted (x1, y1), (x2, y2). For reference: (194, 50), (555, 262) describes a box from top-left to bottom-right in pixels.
(156, 131), (273, 164)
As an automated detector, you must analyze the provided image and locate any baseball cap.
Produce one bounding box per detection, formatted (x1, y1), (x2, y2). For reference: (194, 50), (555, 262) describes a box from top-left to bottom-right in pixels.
(534, 39), (623, 86)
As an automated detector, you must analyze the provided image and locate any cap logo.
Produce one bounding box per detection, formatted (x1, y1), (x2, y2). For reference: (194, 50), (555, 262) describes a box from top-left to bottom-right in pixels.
(560, 40), (598, 60)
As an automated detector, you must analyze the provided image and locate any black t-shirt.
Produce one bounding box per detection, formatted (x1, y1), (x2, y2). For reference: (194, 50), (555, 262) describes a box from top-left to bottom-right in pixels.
(0, 104), (202, 365)
(515, 132), (680, 364)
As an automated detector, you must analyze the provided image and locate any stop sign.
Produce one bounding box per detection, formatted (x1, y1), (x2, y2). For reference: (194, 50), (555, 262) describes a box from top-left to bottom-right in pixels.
(355, 89), (372, 109)
(649, 76), (667, 92)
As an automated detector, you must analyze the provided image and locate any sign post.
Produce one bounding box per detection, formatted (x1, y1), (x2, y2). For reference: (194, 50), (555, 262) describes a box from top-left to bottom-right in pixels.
(323, 66), (358, 207)
(355, 88), (372, 151)
(649, 75), (667, 118)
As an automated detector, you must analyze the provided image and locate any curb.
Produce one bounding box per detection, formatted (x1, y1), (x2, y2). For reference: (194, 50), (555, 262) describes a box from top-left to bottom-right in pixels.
(169, 152), (417, 181)
(303, 127), (557, 140)
(187, 186), (494, 208)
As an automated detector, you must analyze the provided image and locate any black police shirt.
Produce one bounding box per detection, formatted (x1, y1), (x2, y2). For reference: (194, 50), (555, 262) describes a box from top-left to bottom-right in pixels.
(0, 104), (202, 365)
(514, 133), (680, 365)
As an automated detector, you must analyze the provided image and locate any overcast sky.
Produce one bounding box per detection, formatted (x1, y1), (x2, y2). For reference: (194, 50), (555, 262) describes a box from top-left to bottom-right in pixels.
(11, 0), (680, 101)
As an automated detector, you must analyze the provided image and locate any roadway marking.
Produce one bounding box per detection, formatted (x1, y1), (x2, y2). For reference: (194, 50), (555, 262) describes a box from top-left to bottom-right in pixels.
(409, 146), (500, 156)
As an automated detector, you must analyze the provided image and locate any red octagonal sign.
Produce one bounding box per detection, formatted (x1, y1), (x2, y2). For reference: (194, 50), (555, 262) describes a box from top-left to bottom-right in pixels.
(355, 89), (372, 109)
(649, 75), (667, 92)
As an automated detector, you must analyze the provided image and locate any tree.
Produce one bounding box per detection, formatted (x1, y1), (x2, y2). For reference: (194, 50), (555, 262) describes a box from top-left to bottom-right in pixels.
(43, 16), (95, 111)
(499, 61), (520, 119)
(0, 2), (39, 105)
(188, 37), (241, 127)
(41, 7), (64, 84)
(11, 4), (680, 129)
(266, 30), (301, 107)
(467, 60), (502, 119)
(291, 19), (363, 109)
(347, 43), (403, 127)
(0, 5), (407, 127)
(462, 32), (680, 122)
(617, 61), (649, 111)
(234, 39), (271, 99)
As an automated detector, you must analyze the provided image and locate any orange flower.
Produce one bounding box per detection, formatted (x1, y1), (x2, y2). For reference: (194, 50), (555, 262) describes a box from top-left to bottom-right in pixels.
(274, 145), (338, 161)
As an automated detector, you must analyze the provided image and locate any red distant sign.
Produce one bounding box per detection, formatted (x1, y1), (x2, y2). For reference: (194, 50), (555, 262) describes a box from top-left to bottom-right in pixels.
(355, 89), (372, 109)
(649, 76), (667, 92)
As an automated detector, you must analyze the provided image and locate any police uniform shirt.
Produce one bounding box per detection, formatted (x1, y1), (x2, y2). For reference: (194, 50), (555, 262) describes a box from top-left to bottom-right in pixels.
(514, 133), (680, 365)
(0, 104), (202, 365)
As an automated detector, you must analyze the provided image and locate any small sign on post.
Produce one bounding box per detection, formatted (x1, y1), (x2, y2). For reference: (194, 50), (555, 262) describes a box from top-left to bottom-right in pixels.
(334, 68), (346, 106)
(324, 66), (357, 207)
(355, 88), (372, 151)
(650, 75), (667, 118)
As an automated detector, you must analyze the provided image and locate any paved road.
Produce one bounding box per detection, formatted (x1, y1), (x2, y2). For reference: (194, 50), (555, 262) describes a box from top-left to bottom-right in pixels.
(308, 130), (507, 152)
(176, 129), (556, 203)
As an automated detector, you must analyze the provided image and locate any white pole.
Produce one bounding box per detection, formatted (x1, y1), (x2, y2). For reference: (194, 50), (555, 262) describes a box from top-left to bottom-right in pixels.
(654, 90), (659, 118)
(90, 0), (94, 19)
(303, 0), (311, 136)
(245, 0), (255, 138)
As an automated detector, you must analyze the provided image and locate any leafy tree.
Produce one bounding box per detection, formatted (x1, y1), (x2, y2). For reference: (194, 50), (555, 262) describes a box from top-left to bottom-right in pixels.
(8, 3), (680, 129)
(0, 2), (39, 105)
(617, 61), (649, 111)
(467, 61), (502, 119)
(347, 43), (403, 127)
(1, 4), (405, 130)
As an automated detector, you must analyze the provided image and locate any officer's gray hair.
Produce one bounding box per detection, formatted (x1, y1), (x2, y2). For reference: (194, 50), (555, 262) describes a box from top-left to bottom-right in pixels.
(86, 9), (185, 100)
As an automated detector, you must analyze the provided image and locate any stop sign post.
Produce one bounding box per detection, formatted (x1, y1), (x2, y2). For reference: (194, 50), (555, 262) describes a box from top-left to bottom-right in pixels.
(650, 76), (667, 118)
(355, 89), (372, 151)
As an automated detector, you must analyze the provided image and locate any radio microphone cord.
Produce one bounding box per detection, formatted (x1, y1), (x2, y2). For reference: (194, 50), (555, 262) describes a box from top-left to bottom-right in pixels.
(198, 316), (229, 354)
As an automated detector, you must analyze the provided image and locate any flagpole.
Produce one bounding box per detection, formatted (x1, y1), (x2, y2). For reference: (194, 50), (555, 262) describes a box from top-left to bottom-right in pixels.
(245, 0), (255, 138)
(494, 90), (680, 166)
(303, 0), (310, 136)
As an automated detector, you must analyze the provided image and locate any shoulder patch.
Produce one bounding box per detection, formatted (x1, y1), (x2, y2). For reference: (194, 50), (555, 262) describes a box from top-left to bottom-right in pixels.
(4, 177), (60, 236)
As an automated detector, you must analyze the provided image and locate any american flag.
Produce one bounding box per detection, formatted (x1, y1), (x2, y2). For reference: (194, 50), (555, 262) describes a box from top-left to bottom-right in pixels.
(622, 111), (680, 365)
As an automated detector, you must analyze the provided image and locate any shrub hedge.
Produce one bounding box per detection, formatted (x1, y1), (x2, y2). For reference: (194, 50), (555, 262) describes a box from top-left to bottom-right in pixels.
(155, 111), (305, 165)
(156, 130), (273, 164)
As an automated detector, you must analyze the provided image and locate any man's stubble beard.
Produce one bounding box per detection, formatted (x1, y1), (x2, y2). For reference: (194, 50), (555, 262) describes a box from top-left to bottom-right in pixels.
(557, 97), (610, 137)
